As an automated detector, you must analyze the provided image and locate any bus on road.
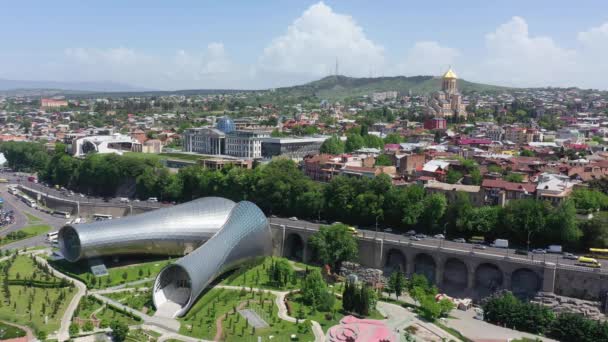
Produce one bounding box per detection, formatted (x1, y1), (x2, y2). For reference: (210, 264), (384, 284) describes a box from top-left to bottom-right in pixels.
(93, 214), (113, 221)
(46, 231), (58, 242)
(0, 178), (8, 183)
(53, 210), (71, 219)
(588, 248), (608, 259)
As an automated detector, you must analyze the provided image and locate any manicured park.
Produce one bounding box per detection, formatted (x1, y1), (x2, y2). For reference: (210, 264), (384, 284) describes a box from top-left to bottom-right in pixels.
(71, 295), (141, 336)
(49, 257), (172, 289)
(0, 254), (76, 336)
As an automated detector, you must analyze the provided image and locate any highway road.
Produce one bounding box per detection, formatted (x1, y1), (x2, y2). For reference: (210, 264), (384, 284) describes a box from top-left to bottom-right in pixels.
(268, 217), (599, 271)
(0, 171), (164, 208)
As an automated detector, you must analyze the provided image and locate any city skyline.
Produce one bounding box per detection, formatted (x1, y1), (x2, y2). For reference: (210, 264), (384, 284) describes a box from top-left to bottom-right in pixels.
(2, 1), (608, 90)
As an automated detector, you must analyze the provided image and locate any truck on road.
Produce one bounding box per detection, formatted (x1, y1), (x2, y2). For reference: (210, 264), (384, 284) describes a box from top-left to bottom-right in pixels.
(491, 239), (509, 248)
(547, 245), (563, 253)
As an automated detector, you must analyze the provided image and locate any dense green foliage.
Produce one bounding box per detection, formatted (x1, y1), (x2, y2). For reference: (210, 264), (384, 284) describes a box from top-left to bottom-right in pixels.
(342, 281), (377, 317)
(308, 224), (358, 270)
(482, 292), (608, 341)
(407, 274), (454, 321)
(0, 141), (592, 248)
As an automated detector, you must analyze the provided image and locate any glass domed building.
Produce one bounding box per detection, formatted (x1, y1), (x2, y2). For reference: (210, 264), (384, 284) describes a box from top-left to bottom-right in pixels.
(216, 116), (235, 134)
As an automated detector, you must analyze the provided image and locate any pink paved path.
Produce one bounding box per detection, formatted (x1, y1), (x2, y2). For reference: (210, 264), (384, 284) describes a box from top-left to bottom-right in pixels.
(327, 316), (397, 342)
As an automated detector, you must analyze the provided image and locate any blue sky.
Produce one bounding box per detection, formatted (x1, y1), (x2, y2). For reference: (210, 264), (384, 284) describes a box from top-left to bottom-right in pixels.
(2, 1), (608, 90)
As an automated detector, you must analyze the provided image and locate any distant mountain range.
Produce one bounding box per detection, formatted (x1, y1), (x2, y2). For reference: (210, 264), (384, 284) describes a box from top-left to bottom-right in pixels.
(0, 78), (149, 93)
(0, 75), (510, 99)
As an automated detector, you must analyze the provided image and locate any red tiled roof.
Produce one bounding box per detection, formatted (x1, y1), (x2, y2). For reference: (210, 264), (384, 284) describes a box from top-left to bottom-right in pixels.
(481, 179), (536, 193)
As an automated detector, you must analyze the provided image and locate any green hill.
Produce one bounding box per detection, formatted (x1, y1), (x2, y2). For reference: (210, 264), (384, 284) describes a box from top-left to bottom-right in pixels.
(269, 75), (511, 101)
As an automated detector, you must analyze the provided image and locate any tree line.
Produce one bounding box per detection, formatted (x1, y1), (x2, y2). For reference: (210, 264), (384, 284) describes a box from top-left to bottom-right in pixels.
(1, 141), (604, 250)
(482, 291), (608, 342)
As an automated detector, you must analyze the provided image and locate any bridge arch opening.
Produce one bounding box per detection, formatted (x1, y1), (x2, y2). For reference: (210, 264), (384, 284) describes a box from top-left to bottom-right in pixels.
(284, 233), (304, 261)
(414, 253), (436, 284)
(442, 258), (468, 295)
(511, 268), (541, 300)
(384, 249), (406, 274)
(474, 263), (503, 299)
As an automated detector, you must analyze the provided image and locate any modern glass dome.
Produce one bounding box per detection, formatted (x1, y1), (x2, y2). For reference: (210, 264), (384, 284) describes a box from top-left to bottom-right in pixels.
(216, 116), (235, 133)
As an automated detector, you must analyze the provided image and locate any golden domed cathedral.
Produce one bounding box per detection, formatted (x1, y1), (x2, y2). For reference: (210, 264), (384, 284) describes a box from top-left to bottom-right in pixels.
(427, 68), (467, 119)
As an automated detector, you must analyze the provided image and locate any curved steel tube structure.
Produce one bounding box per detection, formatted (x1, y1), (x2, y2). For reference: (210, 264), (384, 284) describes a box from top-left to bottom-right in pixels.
(58, 197), (236, 262)
(153, 201), (272, 317)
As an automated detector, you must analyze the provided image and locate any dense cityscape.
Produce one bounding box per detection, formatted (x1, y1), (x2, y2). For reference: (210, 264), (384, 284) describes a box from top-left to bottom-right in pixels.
(2, 2), (608, 342)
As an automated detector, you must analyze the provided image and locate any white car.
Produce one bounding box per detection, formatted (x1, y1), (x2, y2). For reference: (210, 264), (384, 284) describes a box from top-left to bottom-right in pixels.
(434, 234), (445, 239)
(289, 217), (298, 221)
(147, 197), (158, 203)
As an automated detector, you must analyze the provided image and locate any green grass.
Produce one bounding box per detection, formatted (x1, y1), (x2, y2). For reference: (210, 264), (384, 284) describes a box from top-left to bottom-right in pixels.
(104, 289), (156, 315)
(286, 292), (384, 332)
(72, 295), (140, 333)
(434, 321), (474, 342)
(220, 257), (319, 291)
(0, 322), (27, 339)
(49, 257), (172, 289)
(25, 213), (42, 223)
(0, 255), (77, 335)
(0, 224), (51, 247)
(126, 328), (160, 342)
(179, 288), (314, 342)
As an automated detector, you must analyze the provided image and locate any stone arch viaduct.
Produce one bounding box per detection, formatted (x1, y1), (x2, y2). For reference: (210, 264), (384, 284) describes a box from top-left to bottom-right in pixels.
(270, 224), (608, 301)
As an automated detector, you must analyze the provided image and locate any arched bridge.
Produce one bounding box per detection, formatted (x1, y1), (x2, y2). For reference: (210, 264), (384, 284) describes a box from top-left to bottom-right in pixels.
(270, 223), (608, 301)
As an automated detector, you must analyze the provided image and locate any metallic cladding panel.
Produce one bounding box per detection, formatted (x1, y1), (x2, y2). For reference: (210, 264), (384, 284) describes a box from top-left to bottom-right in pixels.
(153, 201), (272, 317)
(58, 197), (236, 262)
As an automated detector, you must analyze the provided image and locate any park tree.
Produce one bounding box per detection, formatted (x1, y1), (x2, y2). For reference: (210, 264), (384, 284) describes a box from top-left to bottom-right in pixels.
(387, 270), (406, 299)
(269, 258), (293, 288)
(308, 224), (358, 271)
(110, 320), (129, 341)
(300, 269), (327, 308)
(419, 193), (447, 233)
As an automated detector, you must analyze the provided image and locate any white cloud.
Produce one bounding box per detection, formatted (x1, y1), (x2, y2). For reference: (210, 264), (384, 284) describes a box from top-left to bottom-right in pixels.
(257, 1), (385, 85)
(61, 44), (240, 90)
(577, 22), (608, 46)
(397, 41), (460, 76)
(479, 16), (578, 87)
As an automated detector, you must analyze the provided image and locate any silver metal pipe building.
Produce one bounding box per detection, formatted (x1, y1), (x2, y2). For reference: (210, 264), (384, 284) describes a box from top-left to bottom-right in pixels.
(153, 201), (272, 317)
(58, 197), (236, 262)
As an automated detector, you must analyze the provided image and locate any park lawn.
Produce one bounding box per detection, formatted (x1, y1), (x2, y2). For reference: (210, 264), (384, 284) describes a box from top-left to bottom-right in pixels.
(25, 213), (42, 223)
(0, 322), (26, 339)
(126, 328), (161, 342)
(287, 292), (385, 333)
(50, 257), (172, 289)
(0, 224), (51, 247)
(104, 289), (156, 315)
(179, 288), (314, 342)
(0, 255), (76, 335)
(72, 295), (141, 333)
(220, 256), (320, 291)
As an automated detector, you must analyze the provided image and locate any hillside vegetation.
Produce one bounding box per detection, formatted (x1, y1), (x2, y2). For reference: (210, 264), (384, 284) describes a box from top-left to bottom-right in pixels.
(268, 75), (511, 101)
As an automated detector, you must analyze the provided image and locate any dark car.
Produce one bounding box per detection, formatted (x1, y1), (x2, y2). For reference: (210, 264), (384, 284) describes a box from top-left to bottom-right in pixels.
(515, 249), (529, 256)
(404, 230), (416, 236)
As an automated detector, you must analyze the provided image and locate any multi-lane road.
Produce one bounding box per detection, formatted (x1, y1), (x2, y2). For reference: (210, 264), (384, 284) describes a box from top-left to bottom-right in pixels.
(269, 217), (599, 271)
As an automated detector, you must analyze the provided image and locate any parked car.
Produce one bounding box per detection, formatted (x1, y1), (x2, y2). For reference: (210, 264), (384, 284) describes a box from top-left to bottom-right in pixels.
(563, 252), (578, 260)
(404, 230), (416, 236)
(453, 238), (466, 243)
(515, 249), (529, 256)
(532, 248), (546, 254)
(473, 244), (487, 250)
(147, 197), (158, 203)
(289, 217), (298, 221)
(433, 234), (445, 239)
(415, 234), (426, 239)
(409, 236), (421, 241)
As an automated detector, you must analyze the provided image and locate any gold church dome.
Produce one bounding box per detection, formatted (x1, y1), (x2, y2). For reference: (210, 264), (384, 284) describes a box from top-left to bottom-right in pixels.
(442, 68), (458, 79)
